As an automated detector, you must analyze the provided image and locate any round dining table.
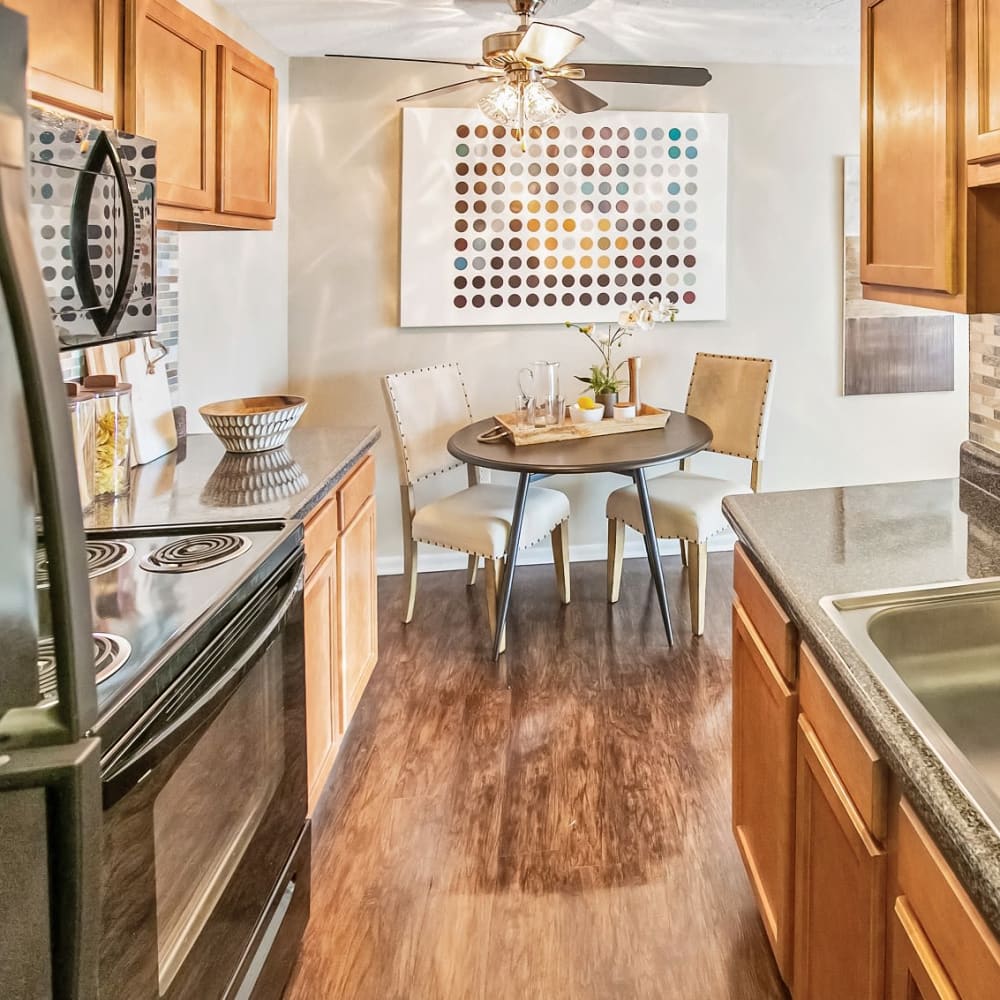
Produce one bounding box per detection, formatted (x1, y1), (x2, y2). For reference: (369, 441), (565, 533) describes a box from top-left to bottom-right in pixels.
(448, 411), (714, 660)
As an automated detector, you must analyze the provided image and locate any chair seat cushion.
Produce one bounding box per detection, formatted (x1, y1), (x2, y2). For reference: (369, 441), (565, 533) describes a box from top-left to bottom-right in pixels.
(412, 483), (570, 559)
(606, 471), (752, 542)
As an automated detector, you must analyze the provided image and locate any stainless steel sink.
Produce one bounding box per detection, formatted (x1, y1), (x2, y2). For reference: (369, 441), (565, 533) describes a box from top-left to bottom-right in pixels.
(821, 579), (1000, 830)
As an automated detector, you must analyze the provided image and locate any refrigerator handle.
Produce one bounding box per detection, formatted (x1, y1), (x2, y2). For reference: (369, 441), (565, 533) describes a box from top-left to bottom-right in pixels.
(0, 738), (101, 1000)
(70, 130), (138, 338)
(0, 158), (97, 743)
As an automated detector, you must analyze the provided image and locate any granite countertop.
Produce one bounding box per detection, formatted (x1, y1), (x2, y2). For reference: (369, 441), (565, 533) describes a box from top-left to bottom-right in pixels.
(85, 426), (380, 531)
(723, 477), (1000, 938)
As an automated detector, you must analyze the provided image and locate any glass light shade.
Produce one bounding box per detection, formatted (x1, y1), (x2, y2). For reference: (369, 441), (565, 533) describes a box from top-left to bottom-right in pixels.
(479, 83), (521, 126)
(522, 81), (566, 125)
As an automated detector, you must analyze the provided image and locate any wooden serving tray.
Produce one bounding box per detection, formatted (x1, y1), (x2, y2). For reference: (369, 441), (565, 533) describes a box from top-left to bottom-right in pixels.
(495, 405), (670, 446)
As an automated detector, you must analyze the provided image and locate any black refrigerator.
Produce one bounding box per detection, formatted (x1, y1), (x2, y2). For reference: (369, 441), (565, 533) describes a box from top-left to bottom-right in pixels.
(0, 9), (101, 1000)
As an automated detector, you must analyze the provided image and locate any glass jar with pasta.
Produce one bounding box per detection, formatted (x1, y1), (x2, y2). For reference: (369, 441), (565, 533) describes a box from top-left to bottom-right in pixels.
(66, 382), (96, 511)
(83, 375), (132, 498)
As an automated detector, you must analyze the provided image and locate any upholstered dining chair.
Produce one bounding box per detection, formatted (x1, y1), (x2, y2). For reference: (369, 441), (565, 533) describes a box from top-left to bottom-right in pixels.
(382, 362), (571, 652)
(605, 352), (774, 637)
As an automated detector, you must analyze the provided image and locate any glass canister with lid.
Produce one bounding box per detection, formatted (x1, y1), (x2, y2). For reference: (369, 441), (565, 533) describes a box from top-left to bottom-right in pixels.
(66, 382), (96, 511)
(82, 374), (132, 498)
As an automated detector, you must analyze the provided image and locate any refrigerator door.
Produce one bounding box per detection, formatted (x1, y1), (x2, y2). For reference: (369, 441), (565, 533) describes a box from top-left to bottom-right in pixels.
(0, 8), (101, 999)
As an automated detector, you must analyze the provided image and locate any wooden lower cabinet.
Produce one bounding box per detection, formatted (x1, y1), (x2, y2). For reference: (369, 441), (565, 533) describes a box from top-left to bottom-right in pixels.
(793, 716), (887, 1000)
(302, 455), (378, 813)
(304, 547), (340, 813)
(338, 494), (378, 718)
(732, 553), (1000, 1000)
(890, 897), (960, 1000)
(731, 601), (798, 982)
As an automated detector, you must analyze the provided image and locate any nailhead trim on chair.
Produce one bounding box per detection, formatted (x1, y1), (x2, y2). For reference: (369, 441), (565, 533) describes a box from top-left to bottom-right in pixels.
(383, 362), (475, 487)
(685, 352), (774, 461)
(414, 515), (570, 560)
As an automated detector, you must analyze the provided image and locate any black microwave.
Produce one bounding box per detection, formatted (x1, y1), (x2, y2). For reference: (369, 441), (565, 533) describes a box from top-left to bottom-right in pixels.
(27, 107), (157, 350)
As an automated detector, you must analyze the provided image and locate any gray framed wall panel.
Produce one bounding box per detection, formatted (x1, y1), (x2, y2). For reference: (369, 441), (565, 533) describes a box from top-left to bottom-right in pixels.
(844, 317), (955, 395)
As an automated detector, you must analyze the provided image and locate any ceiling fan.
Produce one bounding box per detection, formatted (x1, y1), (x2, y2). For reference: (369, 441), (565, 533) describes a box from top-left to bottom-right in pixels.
(325, 0), (711, 138)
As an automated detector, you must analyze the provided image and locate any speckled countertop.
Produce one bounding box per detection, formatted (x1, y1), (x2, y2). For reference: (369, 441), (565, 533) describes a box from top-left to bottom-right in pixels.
(724, 477), (1000, 938)
(84, 426), (380, 530)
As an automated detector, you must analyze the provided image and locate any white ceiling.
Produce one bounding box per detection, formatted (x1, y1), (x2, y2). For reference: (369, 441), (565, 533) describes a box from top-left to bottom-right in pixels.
(220, 0), (858, 66)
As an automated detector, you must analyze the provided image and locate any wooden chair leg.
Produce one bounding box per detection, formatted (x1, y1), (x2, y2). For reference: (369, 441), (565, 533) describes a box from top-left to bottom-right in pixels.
(403, 537), (418, 624)
(466, 554), (479, 587)
(607, 518), (625, 604)
(485, 557), (507, 655)
(688, 541), (708, 636)
(551, 520), (571, 605)
(679, 539), (688, 568)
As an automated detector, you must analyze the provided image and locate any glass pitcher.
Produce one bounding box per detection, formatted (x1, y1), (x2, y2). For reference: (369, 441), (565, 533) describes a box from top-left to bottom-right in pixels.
(518, 361), (560, 409)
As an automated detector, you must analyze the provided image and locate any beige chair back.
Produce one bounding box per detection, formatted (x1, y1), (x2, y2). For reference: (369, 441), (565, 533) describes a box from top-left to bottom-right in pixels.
(382, 363), (474, 486)
(684, 353), (774, 461)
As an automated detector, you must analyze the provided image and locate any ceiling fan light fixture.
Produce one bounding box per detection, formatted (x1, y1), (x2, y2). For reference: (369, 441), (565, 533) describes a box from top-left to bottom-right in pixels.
(522, 80), (566, 124)
(479, 82), (522, 126)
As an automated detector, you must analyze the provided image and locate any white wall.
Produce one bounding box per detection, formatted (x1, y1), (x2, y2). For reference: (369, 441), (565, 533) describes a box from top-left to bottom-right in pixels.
(172, 0), (290, 432)
(286, 58), (970, 573)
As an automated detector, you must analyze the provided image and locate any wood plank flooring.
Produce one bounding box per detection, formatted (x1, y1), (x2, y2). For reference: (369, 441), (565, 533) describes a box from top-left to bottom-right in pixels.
(285, 553), (788, 1000)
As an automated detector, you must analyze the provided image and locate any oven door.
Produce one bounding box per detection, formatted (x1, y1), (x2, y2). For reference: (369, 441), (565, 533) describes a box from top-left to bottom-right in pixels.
(99, 552), (306, 1000)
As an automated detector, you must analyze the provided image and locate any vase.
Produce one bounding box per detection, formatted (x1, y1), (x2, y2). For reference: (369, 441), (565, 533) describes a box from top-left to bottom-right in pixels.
(595, 391), (618, 418)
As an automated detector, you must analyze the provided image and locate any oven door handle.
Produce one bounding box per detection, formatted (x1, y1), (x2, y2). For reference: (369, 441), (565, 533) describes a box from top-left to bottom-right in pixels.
(102, 571), (303, 806)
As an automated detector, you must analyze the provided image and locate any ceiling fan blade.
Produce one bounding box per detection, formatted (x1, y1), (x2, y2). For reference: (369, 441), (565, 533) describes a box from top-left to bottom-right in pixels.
(514, 21), (585, 68)
(545, 78), (607, 114)
(397, 77), (503, 103)
(326, 54), (489, 71)
(574, 64), (712, 87)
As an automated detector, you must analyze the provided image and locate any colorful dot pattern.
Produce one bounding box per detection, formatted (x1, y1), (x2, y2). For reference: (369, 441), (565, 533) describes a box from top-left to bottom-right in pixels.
(450, 122), (702, 312)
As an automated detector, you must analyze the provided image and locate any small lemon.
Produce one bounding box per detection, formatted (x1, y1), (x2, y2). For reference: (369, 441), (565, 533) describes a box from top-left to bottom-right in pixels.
(577, 396), (598, 410)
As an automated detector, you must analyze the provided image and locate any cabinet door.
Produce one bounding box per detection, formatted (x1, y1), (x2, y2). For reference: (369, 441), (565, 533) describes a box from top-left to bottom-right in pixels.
(127, 0), (216, 210)
(731, 602), (797, 983)
(304, 549), (340, 813)
(338, 495), (378, 722)
(793, 716), (887, 1000)
(890, 898), (960, 1000)
(6, 0), (120, 119)
(861, 0), (960, 293)
(218, 45), (277, 219)
(967, 0), (1000, 163)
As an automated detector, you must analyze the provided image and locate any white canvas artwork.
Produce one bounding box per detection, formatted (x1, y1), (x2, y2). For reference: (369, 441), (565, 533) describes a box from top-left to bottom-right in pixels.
(399, 108), (728, 328)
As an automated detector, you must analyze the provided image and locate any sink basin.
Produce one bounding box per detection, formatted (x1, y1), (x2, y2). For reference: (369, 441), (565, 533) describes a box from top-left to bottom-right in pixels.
(821, 579), (1000, 830)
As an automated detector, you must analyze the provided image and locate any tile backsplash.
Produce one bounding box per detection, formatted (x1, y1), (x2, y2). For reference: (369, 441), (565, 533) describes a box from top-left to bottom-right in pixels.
(970, 315), (1000, 453)
(59, 231), (180, 394)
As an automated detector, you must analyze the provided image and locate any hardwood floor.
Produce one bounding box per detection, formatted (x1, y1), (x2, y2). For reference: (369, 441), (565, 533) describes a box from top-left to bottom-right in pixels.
(286, 553), (788, 1000)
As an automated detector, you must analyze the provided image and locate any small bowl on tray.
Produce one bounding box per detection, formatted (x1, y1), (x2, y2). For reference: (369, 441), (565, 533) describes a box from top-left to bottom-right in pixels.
(569, 404), (604, 425)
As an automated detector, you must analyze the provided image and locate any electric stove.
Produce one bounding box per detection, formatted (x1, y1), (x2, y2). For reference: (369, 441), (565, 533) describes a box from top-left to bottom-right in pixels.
(36, 519), (303, 749)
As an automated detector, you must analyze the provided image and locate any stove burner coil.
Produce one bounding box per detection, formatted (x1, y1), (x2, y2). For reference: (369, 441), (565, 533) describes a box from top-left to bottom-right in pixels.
(36, 539), (135, 588)
(140, 533), (251, 574)
(36, 632), (132, 704)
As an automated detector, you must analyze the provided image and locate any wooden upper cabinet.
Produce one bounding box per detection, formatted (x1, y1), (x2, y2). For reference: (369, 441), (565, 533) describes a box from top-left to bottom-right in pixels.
(218, 45), (277, 219)
(967, 0), (1000, 168)
(6, 0), (120, 120)
(126, 0), (217, 211)
(861, 0), (960, 296)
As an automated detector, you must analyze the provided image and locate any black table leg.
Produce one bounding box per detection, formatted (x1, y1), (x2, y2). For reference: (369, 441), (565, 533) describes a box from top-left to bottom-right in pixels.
(633, 467), (674, 647)
(493, 471), (532, 661)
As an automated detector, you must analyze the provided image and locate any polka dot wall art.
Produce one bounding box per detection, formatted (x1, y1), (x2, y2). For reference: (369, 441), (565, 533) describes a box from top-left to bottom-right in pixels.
(400, 108), (728, 327)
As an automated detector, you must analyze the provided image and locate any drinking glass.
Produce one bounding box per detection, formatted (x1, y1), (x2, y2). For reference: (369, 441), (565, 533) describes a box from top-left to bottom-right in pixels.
(514, 394), (532, 428)
(547, 397), (566, 426)
(530, 397), (550, 427)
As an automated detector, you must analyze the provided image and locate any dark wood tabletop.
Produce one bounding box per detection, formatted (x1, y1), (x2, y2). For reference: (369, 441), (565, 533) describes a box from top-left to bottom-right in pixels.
(448, 411), (714, 475)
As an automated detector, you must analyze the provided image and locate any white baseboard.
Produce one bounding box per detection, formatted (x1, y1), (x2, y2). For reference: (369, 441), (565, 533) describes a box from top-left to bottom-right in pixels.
(376, 529), (737, 577)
